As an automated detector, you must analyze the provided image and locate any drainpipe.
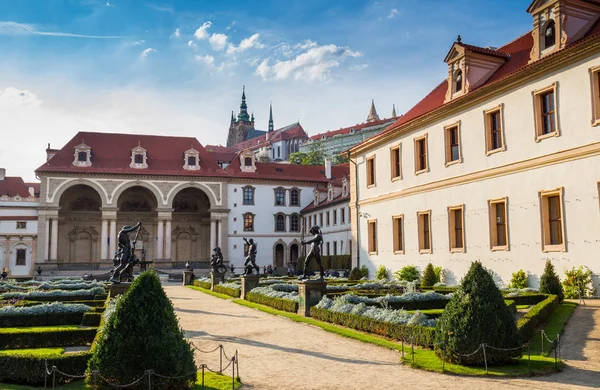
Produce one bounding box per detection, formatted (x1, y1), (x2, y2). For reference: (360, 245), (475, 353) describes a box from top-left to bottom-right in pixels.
(347, 150), (360, 268)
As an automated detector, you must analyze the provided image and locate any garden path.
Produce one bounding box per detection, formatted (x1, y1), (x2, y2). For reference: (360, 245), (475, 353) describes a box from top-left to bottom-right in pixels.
(165, 286), (600, 390)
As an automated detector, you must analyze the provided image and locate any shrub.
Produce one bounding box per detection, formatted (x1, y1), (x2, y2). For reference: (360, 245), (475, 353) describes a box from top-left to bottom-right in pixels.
(421, 264), (437, 287)
(508, 269), (528, 289)
(516, 294), (559, 344)
(0, 301), (91, 316)
(82, 312), (102, 326)
(193, 279), (212, 290)
(87, 271), (196, 389)
(539, 260), (564, 302)
(502, 293), (547, 306)
(0, 312), (86, 328)
(504, 300), (517, 317)
(0, 351), (91, 385)
(1, 287), (105, 300)
(360, 265), (369, 279)
(375, 265), (388, 280)
(213, 284), (241, 298)
(433, 266), (443, 284)
(434, 262), (521, 365)
(349, 267), (363, 281)
(246, 291), (298, 312)
(394, 265), (420, 282)
(563, 266), (594, 299)
(0, 327), (97, 349)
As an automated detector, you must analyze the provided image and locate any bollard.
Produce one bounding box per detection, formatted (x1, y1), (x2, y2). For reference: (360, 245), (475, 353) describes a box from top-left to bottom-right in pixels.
(232, 356), (236, 390)
(557, 334), (561, 360)
(220, 345), (223, 373)
(528, 343), (531, 374)
(442, 344), (446, 373)
(202, 365), (205, 390)
(52, 367), (56, 390)
(401, 339), (404, 358)
(482, 344), (488, 375)
(541, 331), (544, 355)
(411, 342), (414, 363)
(148, 371), (151, 390)
(236, 350), (239, 379)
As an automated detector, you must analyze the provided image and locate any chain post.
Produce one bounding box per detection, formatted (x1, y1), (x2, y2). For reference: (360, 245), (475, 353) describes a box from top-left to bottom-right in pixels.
(541, 330), (544, 355)
(442, 343), (446, 373)
(202, 365), (205, 390)
(236, 350), (239, 379)
(148, 370), (152, 390)
(44, 359), (48, 390)
(554, 345), (558, 369)
(482, 344), (488, 375)
(557, 334), (561, 360)
(401, 338), (404, 358)
(52, 366), (56, 390)
(528, 343), (531, 374)
(411, 341), (414, 363)
(232, 356), (235, 390)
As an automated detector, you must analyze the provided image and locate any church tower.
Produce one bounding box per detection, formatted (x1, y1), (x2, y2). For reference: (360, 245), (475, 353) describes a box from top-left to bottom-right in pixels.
(226, 86), (256, 147)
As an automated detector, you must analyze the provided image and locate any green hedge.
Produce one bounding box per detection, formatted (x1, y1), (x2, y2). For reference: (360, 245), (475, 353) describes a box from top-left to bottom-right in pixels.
(502, 293), (547, 306)
(245, 292), (298, 313)
(0, 312), (85, 328)
(14, 299), (106, 308)
(193, 280), (211, 289)
(505, 300), (517, 316)
(213, 285), (241, 298)
(0, 327), (98, 349)
(311, 307), (435, 347)
(82, 312), (102, 326)
(298, 255), (351, 272)
(516, 294), (559, 344)
(0, 351), (91, 385)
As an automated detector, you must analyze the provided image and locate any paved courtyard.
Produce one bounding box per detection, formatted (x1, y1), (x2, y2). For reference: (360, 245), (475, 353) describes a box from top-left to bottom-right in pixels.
(165, 285), (600, 390)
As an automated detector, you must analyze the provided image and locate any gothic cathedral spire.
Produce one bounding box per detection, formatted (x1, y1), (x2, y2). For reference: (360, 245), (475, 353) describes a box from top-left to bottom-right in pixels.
(237, 85), (250, 122)
(268, 102), (274, 132)
(366, 99), (380, 123)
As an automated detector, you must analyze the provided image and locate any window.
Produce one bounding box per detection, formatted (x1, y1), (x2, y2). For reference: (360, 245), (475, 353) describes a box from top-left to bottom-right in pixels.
(484, 106), (505, 154)
(417, 210), (432, 254)
(454, 70), (463, 93)
(16, 221), (27, 229)
(134, 154), (144, 164)
(340, 240), (344, 254)
(590, 66), (600, 125)
(366, 156), (376, 187)
(290, 214), (300, 232)
(414, 134), (429, 174)
(290, 189), (299, 206)
(392, 215), (404, 254)
(326, 242), (330, 255)
(341, 207), (345, 224)
(539, 188), (566, 252)
(368, 219), (377, 254)
(326, 212), (330, 227)
(275, 214), (286, 232)
(275, 188), (285, 206)
(243, 186), (255, 205)
(444, 122), (461, 165)
(243, 213), (254, 232)
(333, 209), (337, 225)
(544, 20), (556, 49)
(448, 205), (465, 253)
(533, 83), (559, 141)
(390, 144), (402, 180)
(319, 213), (323, 226)
(308, 216), (312, 229)
(277, 147), (281, 158)
(488, 198), (509, 251)
(333, 241), (337, 255)
(187, 156), (197, 166)
(78, 151), (87, 162)
(244, 157), (252, 167)
(16, 249), (26, 266)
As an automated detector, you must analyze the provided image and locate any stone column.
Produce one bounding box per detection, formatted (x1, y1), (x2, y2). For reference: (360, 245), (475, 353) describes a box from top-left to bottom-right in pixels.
(156, 209), (173, 262)
(44, 216), (50, 261)
(102, 208), (118, 260)
(50, 218), (58, 261)
(210, 219), (217, 250)
(164, 219), (172, 261)
(100, 219), (108, 260)
(156, 220), (164, 261)
(109, 220), (117, 259)
(217, 220), (223, 249)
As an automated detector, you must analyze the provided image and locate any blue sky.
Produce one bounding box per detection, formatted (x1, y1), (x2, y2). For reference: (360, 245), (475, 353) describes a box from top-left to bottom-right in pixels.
(0, 0), (534, 180)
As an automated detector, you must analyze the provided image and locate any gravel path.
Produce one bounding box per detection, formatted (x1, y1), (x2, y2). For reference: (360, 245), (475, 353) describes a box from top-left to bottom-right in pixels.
(165, 286), (600, 390)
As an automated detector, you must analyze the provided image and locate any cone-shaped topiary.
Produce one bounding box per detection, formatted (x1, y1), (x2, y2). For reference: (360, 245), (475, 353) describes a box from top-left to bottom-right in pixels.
(539, 260), (564, 302)
(87, 271), (196, 389)
(349, 267), (363, 281)
(434, 262), (521, 366)
(421, 263), (437, 287)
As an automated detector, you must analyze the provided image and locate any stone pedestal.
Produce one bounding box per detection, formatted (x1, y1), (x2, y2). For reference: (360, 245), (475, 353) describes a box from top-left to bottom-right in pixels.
(210, 272), (225, 291)
(298, 280), (327, 317)
(183, 270), (194, 286)
(241, 274), (260, 300)
(109, 283), (131, 297)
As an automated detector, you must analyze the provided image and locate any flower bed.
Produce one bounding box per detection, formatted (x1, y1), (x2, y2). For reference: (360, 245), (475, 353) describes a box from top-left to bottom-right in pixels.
(324, 291), (451, 311)
(1, 287), (106, 301)
(193, 278), (211, 290)
(37, 281), (106, 290)
(213, 283), (241, 298)
(0, 302), (91, 328)
(245, 284), (299, 313)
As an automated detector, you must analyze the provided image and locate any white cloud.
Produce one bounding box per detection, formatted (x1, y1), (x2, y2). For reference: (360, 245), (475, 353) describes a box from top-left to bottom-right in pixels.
(147, 4), (174, 13)
(294, 40), (317, 50)
(133, 40), (145, 45)
(187, 40), (196, 47)
(0, 87), (42, 108)
(255, 44), (362, 82)
(172, 28), (180, 38)
(140, 48), (156, 59)
(387, 8), (399, 18)
(195, 54), (215, 66)
(209, 33), (228, 51)
(106, 2), (113, 7)
(226, 33), (264, 55)
(350, 64), (369, 72)
(0, 21), (121, 39)
(194, 22), (212, 40)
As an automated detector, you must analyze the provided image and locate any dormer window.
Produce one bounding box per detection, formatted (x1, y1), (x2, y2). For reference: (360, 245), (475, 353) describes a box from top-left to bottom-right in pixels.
(134, 154), (144, 164)
(72, 141), (92, 167)
(183, 147), (200, 171)
(543, 20), (556, 49)
(244, 157), (252, 167)
(239, 149), (257, 173)
(188, 156), (196, 166)
(454, 70), (463, 93)
(129, 142), (148, 169)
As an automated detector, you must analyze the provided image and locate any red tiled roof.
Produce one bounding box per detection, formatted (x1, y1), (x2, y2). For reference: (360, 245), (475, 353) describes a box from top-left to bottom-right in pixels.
(25, 182), (41, 196)
(0, 177), (32, 197)
(205, 145), (236, 162)
(310, 117), (399, 140)
(232, 123), (307, 151)
(225, 158), (348, 183)
(36, 132), (224, 177)
(301, 192), (350, 213)
(358, 19), (600, 150)
(456, 42), (510, 59)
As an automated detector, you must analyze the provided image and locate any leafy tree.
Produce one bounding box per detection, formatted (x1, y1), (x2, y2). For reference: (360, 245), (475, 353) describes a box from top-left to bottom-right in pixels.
(539, 260), (564, 302)
(508, 269), (528, 289)
(349, 267), (363, 281)
(393, 265), (420, 282)
(435, 262), (521, 365)
(289, 143), (326, 166)
(421, 263), (437, 287)
(360, 265), (369, 279)
(87, 271), (196, 389)
(375, 265), (388, 280)
(433, 266), (443, 284)
(333, 153), (350, 165)
(563, 266), (594, 299)
(288, 152), (308, 165)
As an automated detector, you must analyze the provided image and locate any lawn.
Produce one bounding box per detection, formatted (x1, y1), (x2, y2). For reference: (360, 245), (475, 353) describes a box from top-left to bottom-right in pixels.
(0, 348), (65, 357)
(0, 325), (83, 334)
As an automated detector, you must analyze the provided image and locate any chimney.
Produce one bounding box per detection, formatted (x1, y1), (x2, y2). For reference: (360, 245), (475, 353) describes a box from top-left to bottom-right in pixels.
(324, 157), (332, 179)
(28, 187), (35, 197)
(0, 168), (5, 181)
(46, 143), (57, 162)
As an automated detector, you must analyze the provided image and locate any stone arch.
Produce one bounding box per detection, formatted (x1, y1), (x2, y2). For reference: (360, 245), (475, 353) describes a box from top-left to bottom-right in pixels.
(289, 239), (301, 266)
(67, 225), (100, 262)
(112, 181), (163, 208)
(171, 225), (199, 262)
(52, 179), (108, 207)
(9, 242), (32, 276)
(0, 243), (5, 271)
(166, 182), (220, 210)
(272, 239), (288, 268)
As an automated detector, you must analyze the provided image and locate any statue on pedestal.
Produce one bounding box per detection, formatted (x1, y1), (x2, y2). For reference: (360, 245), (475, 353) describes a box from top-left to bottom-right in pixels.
(300, 225), (324, 280)
(110, 222), (142, 283)
(243, 237), (259, 275)
(210, 247), (227, 274)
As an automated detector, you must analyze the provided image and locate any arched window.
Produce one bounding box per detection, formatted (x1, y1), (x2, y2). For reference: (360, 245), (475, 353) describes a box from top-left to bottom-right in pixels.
(243, 213), (254, 232)
(290, 189), (300, 206)
(243, 186), (255, 205)
(454, 70), (463, 93)
(274, 188), (285, 206)
(275, 214), (286, 232)
(544, 20), (556, 49)
(290, 214), (300, 232)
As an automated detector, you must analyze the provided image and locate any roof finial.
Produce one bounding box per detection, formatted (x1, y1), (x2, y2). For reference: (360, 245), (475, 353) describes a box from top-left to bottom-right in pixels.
(392, 104), (397, 118)
(81, 138), (85, 145)
(268, 102), (274, 132)
(457, 35), (462, 43)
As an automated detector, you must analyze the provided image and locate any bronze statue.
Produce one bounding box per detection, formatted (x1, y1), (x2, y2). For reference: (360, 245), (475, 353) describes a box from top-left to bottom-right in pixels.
(300, 225), (324, 280)
(110, 222), (142, 283)
(243, 237), (259, 275)
(210, 247), (227, 274)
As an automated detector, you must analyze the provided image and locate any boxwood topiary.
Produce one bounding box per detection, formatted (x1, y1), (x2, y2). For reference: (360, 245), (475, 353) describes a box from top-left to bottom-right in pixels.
(434, 262), (521, 366)
(421, 263), (437, 287)
(539, 260), (563, 301)
(86, 271), (196, 389)
(348, 267), (363, 281)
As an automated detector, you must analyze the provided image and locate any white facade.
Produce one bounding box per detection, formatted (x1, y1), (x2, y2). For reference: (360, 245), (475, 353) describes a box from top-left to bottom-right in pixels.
(350, 13), (600, 288)
(0, 199), (39, 277)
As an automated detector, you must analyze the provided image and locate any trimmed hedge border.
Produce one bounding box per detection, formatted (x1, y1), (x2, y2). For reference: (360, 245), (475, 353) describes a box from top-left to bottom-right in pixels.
(82, 312), (102, 326)
(0, 327), (98, 349)
(0, 351), (91, 385)
(503, 293), (548, 306)
(245, 292), (298, 313)
(14, 299), (107, 308)
(193, 280), (212, 290)
(505, 300), (517, 317)
(0, 312), (85, 328)
(516, 294), (559, 343)
(213, 285), (241, 298)
(311, 307), (435, 347)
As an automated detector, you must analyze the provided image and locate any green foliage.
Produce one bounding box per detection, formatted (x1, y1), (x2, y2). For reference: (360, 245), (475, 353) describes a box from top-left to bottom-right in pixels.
(213, 285), (241, 298)
(289, 144), (325, 165)
(360, 265), (369, 279)
(515, 294), (559, 344)
(0, 327), (97, 349)
(502, 293), (548, 306)
(299, 255), (351, 272)
(245, 291), (298, 313)
(421, 264), (437, 287)
(562, 266), (594, 299)
(193, 280), (212, 290)
(508, 269), (528, 289)
(0, 312), (85, 328)
(539, 260), (564, 302)
(394, 265), (420, 282)
(87, 271), (196, 389)
(504, 300), (517, 317)
(435, 262), (521, 365)
(375, 265), (388, 280)
(81, 312), (102, 326)
(0, 351), (90, 385)
(433, 266), (443, 284)
(311, 307), (435, 346)
(348, 267), (363, 281)
(333, 153), (350, 165)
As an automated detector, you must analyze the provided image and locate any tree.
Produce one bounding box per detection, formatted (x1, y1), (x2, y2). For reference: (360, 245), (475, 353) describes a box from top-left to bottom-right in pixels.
(288, 152), (308, 165)
(333, 153), (350, 165)
(539, 260), (564, 302)
(434, 262), (521, 366)
(87, 271), (196, 389)
(289, 143), (325, 166)
(421, 263), (437, 287)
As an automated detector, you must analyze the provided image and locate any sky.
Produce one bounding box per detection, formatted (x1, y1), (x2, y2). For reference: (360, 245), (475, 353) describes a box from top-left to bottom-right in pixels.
(0, 0), (534, 181)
